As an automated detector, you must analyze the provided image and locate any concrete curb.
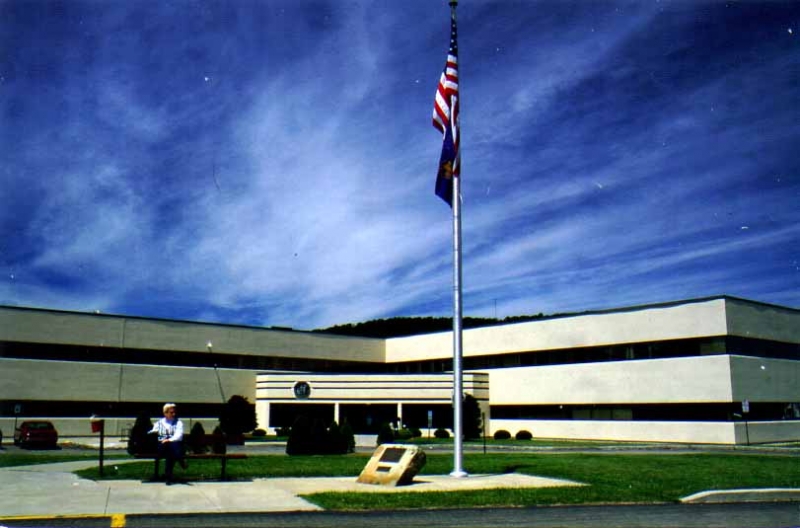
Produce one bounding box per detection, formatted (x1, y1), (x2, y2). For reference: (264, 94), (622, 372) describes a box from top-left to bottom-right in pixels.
(681, 488), (800, 503)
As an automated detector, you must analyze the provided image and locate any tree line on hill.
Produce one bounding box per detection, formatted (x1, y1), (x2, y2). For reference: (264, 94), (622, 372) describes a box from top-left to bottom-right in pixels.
(314, 314), (549, 338)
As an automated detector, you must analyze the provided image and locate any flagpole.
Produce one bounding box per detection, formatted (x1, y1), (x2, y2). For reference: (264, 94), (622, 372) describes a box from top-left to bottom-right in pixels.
(448, 0), (467, 479)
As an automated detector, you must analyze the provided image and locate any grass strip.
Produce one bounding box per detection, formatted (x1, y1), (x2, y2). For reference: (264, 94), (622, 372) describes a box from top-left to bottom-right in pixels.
(69, 451), (800, 509)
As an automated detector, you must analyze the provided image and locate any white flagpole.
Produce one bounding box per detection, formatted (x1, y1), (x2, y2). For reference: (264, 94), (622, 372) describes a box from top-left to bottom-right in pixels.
(449, 0), (467, 479)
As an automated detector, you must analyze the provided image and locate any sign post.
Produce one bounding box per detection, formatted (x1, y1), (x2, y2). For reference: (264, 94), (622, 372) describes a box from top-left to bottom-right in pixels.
(742, 400), (750, 446)
(13, 403), (21, 432)
(91, 415), (105, 476)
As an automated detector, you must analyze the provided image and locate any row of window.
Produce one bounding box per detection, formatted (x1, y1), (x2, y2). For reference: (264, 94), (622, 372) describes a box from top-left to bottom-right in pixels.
(0, 400), (225, 420)
(4, 400), (797, 435)
(492, 402), (800, 422)
(1, 336), (797, 374)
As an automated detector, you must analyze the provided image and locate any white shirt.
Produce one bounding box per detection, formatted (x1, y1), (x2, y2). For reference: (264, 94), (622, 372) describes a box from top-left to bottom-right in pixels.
(150, 417), (184, 442)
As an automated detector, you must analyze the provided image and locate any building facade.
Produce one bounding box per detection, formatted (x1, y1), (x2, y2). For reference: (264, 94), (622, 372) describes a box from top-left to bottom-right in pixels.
(1, 296), (798, 444)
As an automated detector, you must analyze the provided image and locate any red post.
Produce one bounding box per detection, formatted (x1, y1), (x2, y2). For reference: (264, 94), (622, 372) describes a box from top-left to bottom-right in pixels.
(91, 417), (105, 476)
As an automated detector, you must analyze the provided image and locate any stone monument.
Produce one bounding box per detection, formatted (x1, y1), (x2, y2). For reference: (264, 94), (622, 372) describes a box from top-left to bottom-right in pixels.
(357, 443), (427, 486)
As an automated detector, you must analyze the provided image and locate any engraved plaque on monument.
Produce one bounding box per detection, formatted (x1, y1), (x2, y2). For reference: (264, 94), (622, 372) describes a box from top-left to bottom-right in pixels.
(356, 443), (427, 486)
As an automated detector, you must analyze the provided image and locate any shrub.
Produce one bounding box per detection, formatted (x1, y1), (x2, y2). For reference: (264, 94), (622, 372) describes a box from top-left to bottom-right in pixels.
(252, 428), (267, 437)
(286, 416), (354, 455)
(395, 428), (415, 440)
(211, 425), (227, 454)
(286, 415), (315, 455)
(127, 412), (157, 455)
(462, 393), (483, 440)
(377, 422), (395, 446)
(340, 419), (356, 453)
(275, 426), (291, 437)
(409, 427), (422, 438)
(326, 421), (350, 455)
(188, 422), (209, 454)
(434, 428), (451, 439)
(493, 429), (511, 440)
(515, 430), (533, 440)
(219, 395), (258, 437)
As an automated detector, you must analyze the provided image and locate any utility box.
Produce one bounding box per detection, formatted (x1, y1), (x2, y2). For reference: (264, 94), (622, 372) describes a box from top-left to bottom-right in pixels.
(357, 443), (426, 486)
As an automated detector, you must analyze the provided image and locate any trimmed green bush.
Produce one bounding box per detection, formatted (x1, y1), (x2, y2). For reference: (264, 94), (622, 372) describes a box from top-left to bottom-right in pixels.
(493, 429), (511, 440)
(434, 427), (450, 439)
(515, 430), (533, 440)
(462, 393), (483, 439)
(339, 419), (356, 453)
(286, 416), (354, 455)
(211, 425), (227, 454)
(252, 428), (267, 437)
(219, 395), (258, 437)
(188, 422), (209, 453)
(127, 412), (157, 455)
(377, 422), (395, 446)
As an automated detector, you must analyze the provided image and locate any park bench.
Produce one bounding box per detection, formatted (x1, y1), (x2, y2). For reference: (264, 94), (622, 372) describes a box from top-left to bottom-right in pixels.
(134, 433), (247, 480)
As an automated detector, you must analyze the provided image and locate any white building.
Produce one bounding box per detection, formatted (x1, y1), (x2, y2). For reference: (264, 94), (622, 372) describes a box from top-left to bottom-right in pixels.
(1, 296), (798, 444)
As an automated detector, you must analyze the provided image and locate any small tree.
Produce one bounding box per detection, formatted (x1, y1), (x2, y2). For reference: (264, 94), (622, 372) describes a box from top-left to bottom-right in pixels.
(462, 393), (482, 440)
(340, 419), (356, 453)
(219, 395), (257, 437)
(327, 421), (348, 454)
(515, 430), (533, 440)
(286, 415), (314, 455)
(127, 412), (156, 455)
(494, 429), (511, 440)
(211, 425), (227, 454)
(434, 427), (451, 439)
(188, 422), (208, 454)
(377, 422), (395, 446)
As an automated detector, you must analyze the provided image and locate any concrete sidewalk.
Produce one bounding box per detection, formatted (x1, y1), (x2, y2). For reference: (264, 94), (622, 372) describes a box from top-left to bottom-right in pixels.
(0, 460), (583, 518)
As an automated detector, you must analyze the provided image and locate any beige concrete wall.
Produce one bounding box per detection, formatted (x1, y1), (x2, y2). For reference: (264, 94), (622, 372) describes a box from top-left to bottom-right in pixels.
(488, 419), (799, 445)
(385, 298), (730, 363)
(0, 308), (126, 348)
(256, 373), (488, 402)
(0, 306), (385, 362)
(0, 358), (254, 404)
(486, 356), (734, 405)
(0, 357), (256, 437)
(734, 421), (800, 444)
(490, 419), (739, 444)
(725, 299), (800, 343)
(729, 356), (800, 402)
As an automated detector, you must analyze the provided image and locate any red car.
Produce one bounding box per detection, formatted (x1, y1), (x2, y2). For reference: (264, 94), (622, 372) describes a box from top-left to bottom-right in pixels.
(14, 421), (59, 449)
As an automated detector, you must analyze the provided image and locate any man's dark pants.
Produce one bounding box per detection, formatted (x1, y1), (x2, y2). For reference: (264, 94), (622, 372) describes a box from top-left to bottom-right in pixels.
(158, 441), (183, 481)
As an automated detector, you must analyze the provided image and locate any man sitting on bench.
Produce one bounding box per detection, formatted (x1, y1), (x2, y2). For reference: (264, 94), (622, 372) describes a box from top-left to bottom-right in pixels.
(149, 402), (186, 484)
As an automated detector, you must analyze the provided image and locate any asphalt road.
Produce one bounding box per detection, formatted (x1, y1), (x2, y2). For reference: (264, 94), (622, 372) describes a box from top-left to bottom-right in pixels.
(2, 503), (799, 528)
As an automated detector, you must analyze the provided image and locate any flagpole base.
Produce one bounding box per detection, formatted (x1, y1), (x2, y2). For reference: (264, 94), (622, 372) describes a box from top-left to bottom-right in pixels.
(449, 470), (469, 478)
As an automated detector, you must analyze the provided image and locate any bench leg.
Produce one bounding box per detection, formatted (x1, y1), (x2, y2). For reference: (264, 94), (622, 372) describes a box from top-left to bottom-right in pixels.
(152, 458), (161, 481)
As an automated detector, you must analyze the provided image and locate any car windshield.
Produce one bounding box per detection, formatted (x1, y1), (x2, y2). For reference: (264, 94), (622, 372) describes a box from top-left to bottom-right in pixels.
(27, 423), (53, 430)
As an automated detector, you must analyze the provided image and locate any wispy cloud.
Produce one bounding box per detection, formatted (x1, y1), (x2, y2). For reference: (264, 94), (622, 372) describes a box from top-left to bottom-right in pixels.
(1, 0), (797, 329)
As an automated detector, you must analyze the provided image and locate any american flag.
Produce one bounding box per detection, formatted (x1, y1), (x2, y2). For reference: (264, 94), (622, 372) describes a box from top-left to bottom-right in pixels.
(432, 9), (459, 206)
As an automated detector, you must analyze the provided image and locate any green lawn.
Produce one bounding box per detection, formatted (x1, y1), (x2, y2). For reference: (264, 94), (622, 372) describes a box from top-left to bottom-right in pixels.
(68, 451), (800, 510)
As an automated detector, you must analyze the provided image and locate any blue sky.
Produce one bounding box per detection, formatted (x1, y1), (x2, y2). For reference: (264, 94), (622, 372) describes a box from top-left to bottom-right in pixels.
(1, 0), (798, 330)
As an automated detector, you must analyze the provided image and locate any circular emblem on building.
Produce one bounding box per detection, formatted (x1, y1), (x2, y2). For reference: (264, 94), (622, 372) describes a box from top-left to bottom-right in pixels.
(293, 381), (311, 399)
